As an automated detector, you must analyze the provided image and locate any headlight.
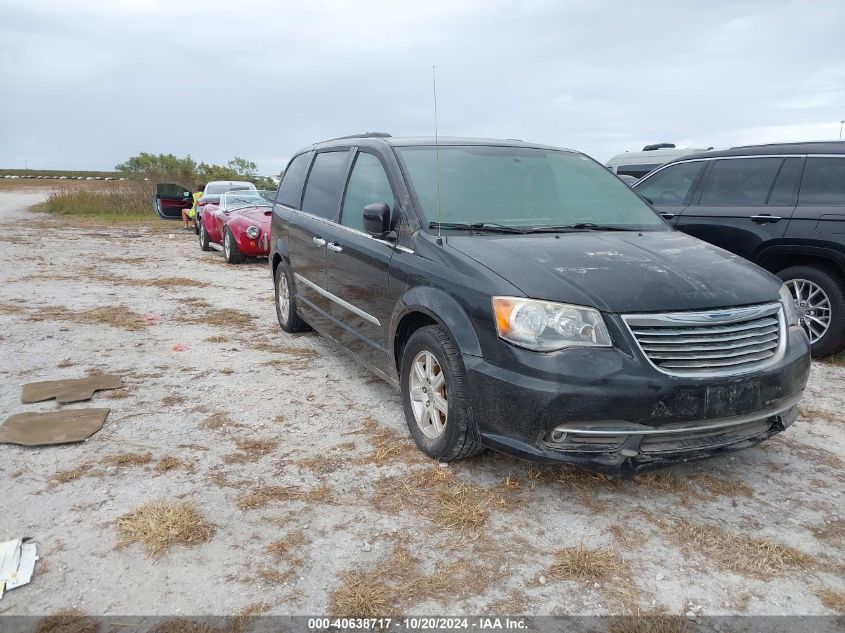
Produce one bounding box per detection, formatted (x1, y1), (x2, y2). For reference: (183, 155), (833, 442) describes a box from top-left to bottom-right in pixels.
(246, 226), (260, 239)
(779, 283), (799, 327)
(491, 297), (612, 351)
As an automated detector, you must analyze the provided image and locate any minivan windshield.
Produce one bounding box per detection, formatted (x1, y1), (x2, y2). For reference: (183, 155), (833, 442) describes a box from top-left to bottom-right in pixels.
(396, 146), (666, 231)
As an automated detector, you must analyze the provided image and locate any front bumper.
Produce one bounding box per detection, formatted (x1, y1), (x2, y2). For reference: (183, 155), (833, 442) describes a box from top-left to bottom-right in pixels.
(465, 325), (811, 475)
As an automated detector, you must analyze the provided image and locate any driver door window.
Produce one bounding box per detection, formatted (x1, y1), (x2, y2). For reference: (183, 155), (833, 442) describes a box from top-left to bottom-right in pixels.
(340, 153), (394, 232)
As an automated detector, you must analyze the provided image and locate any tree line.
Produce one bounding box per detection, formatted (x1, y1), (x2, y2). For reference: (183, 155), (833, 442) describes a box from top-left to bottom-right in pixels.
(115, 153), (277, 190)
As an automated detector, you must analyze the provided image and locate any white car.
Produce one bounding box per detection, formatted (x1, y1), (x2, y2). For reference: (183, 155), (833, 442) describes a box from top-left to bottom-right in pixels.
(606, 143), (712, 180)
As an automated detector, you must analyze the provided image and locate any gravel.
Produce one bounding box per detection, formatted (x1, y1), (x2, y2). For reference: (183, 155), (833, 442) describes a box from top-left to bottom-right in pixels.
(0, 190), (843, 617)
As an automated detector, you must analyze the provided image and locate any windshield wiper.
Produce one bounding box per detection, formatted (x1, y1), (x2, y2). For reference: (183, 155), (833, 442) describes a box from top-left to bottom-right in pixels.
(429, 222), (526, 234)
(525, 223), (637, 233)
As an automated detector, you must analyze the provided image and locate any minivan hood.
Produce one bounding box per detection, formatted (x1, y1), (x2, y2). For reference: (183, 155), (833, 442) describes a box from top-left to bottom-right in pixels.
(445, 231), (780, 313)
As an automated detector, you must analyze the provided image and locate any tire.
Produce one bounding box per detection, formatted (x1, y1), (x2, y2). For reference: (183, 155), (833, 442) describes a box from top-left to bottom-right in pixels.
(198, 222), (210, 251)
(274, 261), (309, 333)
(400, 325), (483, 462)
(778, 264), (845, 357)
(223, 228), (245, 264)
(193, 216), (200, 235)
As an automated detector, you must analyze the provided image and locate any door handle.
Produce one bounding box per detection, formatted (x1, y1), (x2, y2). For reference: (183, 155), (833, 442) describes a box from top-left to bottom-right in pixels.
(312, 236), (327, 247)
(327, 242), (343, 253)
(751, 215), (782, 223)
(659, 212), (675, 219)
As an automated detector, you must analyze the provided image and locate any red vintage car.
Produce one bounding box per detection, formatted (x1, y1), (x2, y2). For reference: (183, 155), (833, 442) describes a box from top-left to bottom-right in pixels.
(198, 190), (274, 263)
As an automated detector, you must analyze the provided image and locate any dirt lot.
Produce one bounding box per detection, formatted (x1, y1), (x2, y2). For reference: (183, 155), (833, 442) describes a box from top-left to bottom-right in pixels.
(0, 189), (843, 619)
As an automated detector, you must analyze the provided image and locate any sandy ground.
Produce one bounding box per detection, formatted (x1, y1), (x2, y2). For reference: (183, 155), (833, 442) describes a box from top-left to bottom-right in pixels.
(0, 189), (843, 619)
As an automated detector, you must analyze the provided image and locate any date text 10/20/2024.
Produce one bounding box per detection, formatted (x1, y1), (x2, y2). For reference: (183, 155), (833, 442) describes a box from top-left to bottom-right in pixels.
(307, 617), (529, 630)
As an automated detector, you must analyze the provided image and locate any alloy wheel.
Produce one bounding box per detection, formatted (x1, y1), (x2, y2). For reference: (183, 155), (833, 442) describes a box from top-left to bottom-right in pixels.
(787, 278), (832, 344)
(277, 271), (290, 325)
(224, 232), (231, 259)
(408, 350), (448, 439)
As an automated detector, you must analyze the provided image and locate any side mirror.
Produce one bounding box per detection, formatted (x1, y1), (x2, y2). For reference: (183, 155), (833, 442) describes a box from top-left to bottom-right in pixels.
(198, 199), (207, 207)
(363, 203), (391, 236)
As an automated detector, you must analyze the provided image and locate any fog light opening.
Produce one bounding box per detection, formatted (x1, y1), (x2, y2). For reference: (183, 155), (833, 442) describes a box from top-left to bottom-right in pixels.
(550, 430), (567, 442)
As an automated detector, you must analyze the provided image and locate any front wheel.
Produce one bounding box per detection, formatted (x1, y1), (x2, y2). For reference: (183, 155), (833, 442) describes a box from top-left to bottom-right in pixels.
(779, 265), (845, 357)
(223, 228), (245, 264)
(198, 222), (210, 251)
(400, 325), (483, 462)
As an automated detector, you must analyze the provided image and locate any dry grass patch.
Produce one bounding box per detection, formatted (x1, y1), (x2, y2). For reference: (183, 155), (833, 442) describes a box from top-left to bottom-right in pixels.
(116, 500), (215, 556)
(819, 589), (845, 614)
(205, 334), (228, 343)
(548, 544), (625, 584)
(266, 530), (307, 562)
(372, 464), (512, 535)
(776, 436), (843, 469)
(199, 411), (244, 430)
(147, 277), (209, 289)
(155, 455), (190, 473)
(295, 453), (348, 475)
(330, 542), (500, 616)
(631, 472), (753, 503)
(34, 609), (98, 633)
(27, 305), (148, 331)
(101, 452), (153, 467)
(808, 517), (845, 547)
(660, 517), (813, 577)
(149, 620), (224, 633)
(607, 610), (691, 633)
(356, 418), (428, 466)
(225, 437), (279, 464)
(180, 308), (255, 328)
(48, 463), (93, 487)
(253, 339), (320, 360)
(237, 482), (332, 510)
(799, 404), (838, 424)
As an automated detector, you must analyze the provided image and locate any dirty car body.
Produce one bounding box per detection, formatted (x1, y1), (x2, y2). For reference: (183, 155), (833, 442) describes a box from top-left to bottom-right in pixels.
(269, 136), (811, 475)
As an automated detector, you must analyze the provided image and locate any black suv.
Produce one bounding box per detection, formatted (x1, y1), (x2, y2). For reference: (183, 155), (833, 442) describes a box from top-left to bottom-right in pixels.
(269, 135), (810, 474)
(634, 142), (845, 357)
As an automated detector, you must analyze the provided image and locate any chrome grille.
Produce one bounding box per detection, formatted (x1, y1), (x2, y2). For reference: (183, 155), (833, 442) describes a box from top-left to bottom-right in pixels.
(622, 303), (784, 376)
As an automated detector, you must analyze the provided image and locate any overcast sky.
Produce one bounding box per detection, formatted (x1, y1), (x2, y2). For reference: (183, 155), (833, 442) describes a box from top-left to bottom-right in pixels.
(1, 0), (843, 173)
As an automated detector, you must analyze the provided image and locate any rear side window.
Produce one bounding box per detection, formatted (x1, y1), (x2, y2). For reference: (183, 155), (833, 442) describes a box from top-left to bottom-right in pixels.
(799, 157), (845, 205)
(698, 157), (782, 205)
(340, 153), (394, 232)
(767, 157), (803, 205)
(276, 152), (312, 209)
(301, 151), (350, 219)
(635, 161), (705, 205)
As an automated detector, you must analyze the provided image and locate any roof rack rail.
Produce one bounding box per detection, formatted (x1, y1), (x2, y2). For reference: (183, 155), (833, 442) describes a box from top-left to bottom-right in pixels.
(642, 143), (676, 151)
(325, 132), (392, 141)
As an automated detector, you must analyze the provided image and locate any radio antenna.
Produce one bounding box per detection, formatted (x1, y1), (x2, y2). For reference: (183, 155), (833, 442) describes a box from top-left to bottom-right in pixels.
(433, 65), (443, 242)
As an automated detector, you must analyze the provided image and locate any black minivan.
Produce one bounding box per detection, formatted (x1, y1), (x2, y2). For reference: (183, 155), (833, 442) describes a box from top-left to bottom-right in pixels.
(269, 135), (811, 474)
(634, 142), (845, 357)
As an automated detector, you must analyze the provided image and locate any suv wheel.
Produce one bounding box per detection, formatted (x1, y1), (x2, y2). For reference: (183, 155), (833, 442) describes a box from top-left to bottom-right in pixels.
(778, 265), (845, 357)
(400, 325), (483, 461)
(274, 262), (309, 333)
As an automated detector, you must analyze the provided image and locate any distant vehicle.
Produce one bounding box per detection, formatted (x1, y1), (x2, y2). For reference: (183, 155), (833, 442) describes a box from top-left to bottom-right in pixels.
(193, 180), (258, 232)
(153, 183), (193, 220)
(198, 190), (274, 263)
(634, 141), (845, 356)
(606, 143), (712, 179)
